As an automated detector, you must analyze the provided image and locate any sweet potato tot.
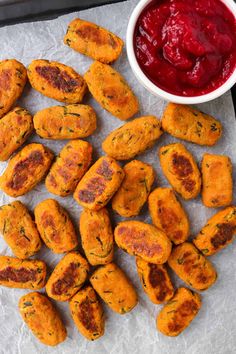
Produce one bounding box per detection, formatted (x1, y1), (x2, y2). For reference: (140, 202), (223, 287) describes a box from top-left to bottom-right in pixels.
(69, 285), (105, 340)
(112, 160), (155, 217)
(136, 257), (174, 304)
(19, 292), (67, 346)
(148, 187), (189, 244)
(46, 140), (92, 196)
(0, 201), (41, 259)
(157, 287), (201, 336)
(114, 221), (172, 264)
(84, 61), (139, 120)
(28, 59), (87, 103)
(161, 103), (222, 146)
(168, 242), (217, 291)
(159, 143), (201, 200)
(79, 208), (114, 265)
(0, 107), (33, 161)
(201, 153), (233, 207)
(64, 18), (123, 63)
(90, 263), (138, 314)
(74, 156), (124, 210)
(193, 206), (236, 256)
(0, 143), (53, 197)
(103, 116), (162, 160)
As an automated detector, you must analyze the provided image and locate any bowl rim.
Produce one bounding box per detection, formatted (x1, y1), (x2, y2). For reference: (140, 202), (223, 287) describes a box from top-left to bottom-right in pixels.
(126, 0), (236, 104)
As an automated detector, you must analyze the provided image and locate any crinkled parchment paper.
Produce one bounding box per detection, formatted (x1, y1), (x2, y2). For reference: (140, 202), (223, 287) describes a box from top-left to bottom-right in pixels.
(0, 1), (235, 353)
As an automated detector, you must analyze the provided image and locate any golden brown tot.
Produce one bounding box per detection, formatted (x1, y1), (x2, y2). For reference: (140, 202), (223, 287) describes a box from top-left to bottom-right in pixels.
(33, 104), (96, 140)
(0, 256), (46, 290)
(157, 287), (201, 336)
(46, 252), (89, 301)
(112, 160), (155, 217)
(64, 18), (123, 63)
(148, 187), (189, 244)
(0, 201), (41, 259)
(28, 59), (87, 103)
(102, 116), (162, 160)
(34, 199), (78, 253)
(90, 262), (138, 314)
(46, 140), (93, 196)
(0, 59), (27, 118)
(136, 257), (174, 304)
(84, 61), (139, 120)
(161, 103), (222, 146)
(201, 153), (233, 207)
(19, 292), (67, 346)
(0, 143), (53, 197)
(69, 285), (105, 340)
(114, 221), (172, 264)
(193, 206), (236, 256)
(74, 156), (124, 210)
(79, 208), (114, 265)
(168, 242), (217, 291)
(159, 143), (201, 200)
(0, 107), (33, 161)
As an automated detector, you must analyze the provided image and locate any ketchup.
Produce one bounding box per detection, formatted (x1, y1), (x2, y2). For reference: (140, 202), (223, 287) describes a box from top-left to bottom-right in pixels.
(134, 0), (236, 96)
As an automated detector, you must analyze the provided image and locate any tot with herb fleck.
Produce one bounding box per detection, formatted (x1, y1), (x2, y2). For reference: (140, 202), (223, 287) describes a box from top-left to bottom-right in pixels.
(157, 287), (201, 337)
(46, 252), (89, 301)
(114, 221), (172, 264)
(193, 206), (236, 256)
(34, 199), (78, 253)
(64, 18), (123, 64)
(201, 153), (233, 208)
(28, 59), (87, 103)
(79, 208), (114, 265)
(0, 201), (41, 259)
(19, 292), (67, 346)
(0, 107), (33, 161)
(84, 61), (139, 120)
(0, 143), (54, 197)
(90, 262), (138, 314)
(148, 187), (189, 244)
(136, 257), (174, 304)
(161, 103), (222, 146)
(159, 143), (201, 200)
(46, 140), (93, 197)
(74, 156), (124, 210)
(33, 104), (97, 140)
(0, 59), (27, 118)
(112, 160), (155, 217)
(69, 285), (105, 341)
(102, 116), (162, 160)
(0, 256), (46, 290)
(168, 242), (217, 291)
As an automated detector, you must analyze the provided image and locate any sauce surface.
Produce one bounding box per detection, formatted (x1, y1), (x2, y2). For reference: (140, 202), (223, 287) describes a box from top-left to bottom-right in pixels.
(134, 0), (236, 96)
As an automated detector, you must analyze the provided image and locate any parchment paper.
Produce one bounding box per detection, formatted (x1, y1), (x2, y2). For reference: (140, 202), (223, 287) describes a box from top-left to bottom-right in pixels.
(0, 1), (235, 353)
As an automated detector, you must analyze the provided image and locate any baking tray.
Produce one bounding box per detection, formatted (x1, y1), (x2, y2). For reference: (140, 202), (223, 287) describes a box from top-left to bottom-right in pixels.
(0, 1), (235, 353)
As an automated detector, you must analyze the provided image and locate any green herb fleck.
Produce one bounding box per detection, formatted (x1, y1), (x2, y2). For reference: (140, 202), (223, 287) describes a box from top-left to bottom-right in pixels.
(167, 310), (176, 314)
(161, 149), (169, 155)
(69, 112), (81, 117)
(177, 258), (184, 265)
(210, 123), (217, 131)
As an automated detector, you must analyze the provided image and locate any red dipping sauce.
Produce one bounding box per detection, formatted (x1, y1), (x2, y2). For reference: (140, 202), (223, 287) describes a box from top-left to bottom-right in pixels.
(134, 0), (236, 96)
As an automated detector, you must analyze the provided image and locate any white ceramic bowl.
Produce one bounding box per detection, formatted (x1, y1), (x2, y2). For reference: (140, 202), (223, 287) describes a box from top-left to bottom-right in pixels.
(126, 0), (236, 104)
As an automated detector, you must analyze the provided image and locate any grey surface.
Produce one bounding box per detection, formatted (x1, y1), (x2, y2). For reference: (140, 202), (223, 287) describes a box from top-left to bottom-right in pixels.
(0, 0), (125, 23)
(0, 0), (235, 353)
